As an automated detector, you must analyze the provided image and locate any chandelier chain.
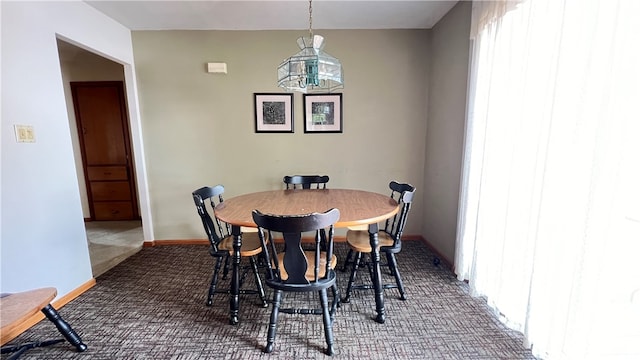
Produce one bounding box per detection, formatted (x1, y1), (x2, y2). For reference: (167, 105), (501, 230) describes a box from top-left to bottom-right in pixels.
(308, 0), (313, 39)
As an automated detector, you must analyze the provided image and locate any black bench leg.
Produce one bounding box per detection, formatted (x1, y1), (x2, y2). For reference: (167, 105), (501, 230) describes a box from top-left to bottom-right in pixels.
(41, 304), (87, 352)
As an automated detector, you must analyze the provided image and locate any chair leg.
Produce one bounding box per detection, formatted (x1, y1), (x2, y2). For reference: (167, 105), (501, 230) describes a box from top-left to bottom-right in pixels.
(385, 252), (396, 275)
(250, 256), (268, 307)
(341, 251), (362, 303)
(222, 254), (231, 280)
(387, 253), (407, 300)
(257, 250), (268, 268)
(41, 305), (87, 352)
(330, 283), (340, 320)
(239, 262), (251, 289)
(319, 289), (335, 356)
(265, 290), (282, 353)
(341, 249), (354, 272)
(207, 256), (224, 306)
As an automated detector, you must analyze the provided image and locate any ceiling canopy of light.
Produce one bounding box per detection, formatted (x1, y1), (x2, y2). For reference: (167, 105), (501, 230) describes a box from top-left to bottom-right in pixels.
(277, 0), (344, 93)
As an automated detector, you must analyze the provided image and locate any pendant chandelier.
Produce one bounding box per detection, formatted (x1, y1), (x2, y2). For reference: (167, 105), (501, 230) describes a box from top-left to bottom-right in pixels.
(277, 0), (344, 93)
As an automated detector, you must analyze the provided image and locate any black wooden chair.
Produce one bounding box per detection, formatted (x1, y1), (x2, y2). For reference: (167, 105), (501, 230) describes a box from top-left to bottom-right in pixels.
(283, 175), (330, 189)
(283, 175), (331, 249)
(252, 208), (340, 356)
(192, 186), (267, 307)
(341, 181), (416, 302)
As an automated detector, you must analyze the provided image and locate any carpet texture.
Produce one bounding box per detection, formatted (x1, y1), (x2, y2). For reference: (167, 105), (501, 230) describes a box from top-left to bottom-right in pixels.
(3, 241), (537, 359)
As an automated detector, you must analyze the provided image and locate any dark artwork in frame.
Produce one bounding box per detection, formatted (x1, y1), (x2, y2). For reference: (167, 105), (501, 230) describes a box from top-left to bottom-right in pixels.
(262, 101), (287, 125)
(254, 93), (294, 133)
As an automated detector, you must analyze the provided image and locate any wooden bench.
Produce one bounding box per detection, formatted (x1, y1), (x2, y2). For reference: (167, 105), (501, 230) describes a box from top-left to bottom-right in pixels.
(1, 287), (87, 359)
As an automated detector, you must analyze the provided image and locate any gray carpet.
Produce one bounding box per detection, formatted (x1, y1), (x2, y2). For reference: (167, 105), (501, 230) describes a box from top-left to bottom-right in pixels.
(3, 241), (537, 359)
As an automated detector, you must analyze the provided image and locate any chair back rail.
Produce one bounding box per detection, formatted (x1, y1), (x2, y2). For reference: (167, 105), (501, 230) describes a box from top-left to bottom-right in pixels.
(383, 181), (416, 249)
(192, 185), (228, 251)
(283, 175), (330, 189)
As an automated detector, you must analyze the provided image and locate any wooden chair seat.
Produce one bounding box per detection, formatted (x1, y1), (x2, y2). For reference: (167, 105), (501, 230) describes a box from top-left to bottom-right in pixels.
(276, 252), (337, 281)
(218, 232), (263, 257)
(345, 230), (394, 253)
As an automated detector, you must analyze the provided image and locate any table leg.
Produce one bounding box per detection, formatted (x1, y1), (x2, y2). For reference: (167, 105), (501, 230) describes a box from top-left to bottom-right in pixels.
(369, 223), (386, 324)
(229, 225), (242, 325)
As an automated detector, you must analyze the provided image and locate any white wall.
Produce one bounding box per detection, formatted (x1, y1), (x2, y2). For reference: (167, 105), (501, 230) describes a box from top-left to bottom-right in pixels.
(0, 1), (147, 297)
(424, 1), (471, 263)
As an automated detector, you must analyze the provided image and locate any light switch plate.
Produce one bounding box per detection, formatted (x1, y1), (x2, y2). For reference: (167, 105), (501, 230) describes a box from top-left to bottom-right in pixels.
(14, 124), (35, 143)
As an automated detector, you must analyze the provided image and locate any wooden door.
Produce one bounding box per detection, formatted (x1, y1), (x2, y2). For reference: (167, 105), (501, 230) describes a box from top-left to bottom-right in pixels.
(71, 81), (139, 220)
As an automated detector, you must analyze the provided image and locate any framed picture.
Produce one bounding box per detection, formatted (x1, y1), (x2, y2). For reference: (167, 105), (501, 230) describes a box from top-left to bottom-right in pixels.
(254, 93), (294, 133)
(303, 93), (343, 133)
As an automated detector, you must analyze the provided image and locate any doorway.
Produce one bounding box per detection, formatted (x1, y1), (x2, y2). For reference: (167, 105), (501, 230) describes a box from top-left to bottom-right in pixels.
(57, 39), (144, 276)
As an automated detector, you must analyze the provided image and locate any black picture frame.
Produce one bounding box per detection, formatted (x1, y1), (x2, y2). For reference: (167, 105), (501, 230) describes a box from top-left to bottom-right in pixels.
(303, 93), (343, 133)
(254, 93), (294, 133)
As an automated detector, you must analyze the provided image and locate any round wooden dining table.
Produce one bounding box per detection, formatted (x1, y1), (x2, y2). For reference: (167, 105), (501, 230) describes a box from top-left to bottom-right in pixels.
(214, 188), (399, 325)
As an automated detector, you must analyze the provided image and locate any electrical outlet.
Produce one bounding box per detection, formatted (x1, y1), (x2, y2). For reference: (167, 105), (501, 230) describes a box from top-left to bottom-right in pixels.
(14, 124), (35, 143)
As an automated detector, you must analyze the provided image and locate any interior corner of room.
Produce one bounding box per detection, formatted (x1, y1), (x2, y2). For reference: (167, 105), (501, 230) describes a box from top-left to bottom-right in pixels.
(1, 1), (469, 299)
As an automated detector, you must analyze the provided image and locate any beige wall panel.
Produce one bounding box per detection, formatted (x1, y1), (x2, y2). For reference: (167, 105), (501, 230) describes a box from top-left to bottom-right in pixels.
(424, 1), (472, 263)
(132, 29), (430, 240)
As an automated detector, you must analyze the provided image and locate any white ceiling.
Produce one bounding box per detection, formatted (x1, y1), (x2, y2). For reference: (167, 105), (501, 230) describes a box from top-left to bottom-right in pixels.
(84, 1), (459, 31)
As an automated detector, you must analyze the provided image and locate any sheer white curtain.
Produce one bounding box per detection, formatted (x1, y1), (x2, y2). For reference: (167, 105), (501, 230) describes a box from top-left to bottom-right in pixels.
(455, 0), (640, 359)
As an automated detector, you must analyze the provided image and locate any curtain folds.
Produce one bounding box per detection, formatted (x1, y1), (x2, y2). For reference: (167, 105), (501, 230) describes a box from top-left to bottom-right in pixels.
(468, 0), (523, 39)
(455, 0), (640, 358)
